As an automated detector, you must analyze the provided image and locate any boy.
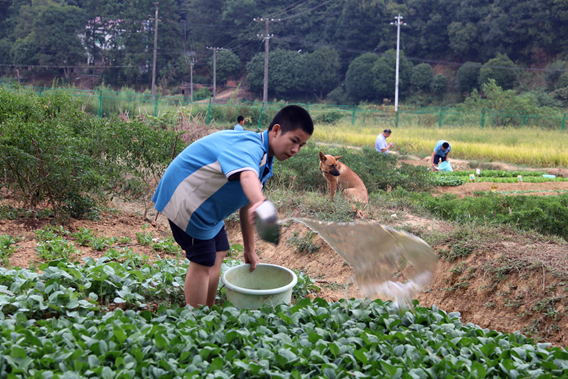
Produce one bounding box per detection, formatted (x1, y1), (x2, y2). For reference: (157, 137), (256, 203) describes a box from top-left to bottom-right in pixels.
(152, 105), (313, 308)
(234, 115), (245, 131)
(431, 140), (451, 170)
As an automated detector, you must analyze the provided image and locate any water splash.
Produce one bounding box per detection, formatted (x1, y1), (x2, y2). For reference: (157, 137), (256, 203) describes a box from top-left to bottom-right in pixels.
(282, 218), (438, 310)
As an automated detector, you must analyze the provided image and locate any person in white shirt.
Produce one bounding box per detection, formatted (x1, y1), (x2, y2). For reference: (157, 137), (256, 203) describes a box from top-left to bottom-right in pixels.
(375, 128), (394, 154)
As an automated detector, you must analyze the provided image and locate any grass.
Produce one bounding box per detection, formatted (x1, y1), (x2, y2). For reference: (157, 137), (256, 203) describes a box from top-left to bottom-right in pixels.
(312, 122), (568, 167)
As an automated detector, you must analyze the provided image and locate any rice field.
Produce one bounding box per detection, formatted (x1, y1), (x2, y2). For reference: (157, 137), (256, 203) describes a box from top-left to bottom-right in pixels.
(312, 122), (568, 168)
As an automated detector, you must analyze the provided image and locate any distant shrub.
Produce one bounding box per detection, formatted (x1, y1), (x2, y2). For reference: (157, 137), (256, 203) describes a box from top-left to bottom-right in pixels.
(411, 63), (433, 91)
(430, 74), (448, 95)
(478, 53), (516, 89)
(456, 62), (481, 93)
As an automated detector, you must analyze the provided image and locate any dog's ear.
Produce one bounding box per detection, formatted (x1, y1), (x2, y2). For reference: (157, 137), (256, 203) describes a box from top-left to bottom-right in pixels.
(319, 151), (326, 162)
(334, 155), (344, 160)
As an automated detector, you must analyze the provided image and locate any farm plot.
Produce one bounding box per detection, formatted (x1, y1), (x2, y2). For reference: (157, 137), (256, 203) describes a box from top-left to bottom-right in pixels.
(1, 89), (568, 376)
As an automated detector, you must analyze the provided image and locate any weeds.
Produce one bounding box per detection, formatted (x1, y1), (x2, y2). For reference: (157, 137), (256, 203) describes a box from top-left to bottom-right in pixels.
(36, 237), (79, 262)
(0, 235), (18, 266)
(287, 231), (321, 254)
(72, 227), (94, 246)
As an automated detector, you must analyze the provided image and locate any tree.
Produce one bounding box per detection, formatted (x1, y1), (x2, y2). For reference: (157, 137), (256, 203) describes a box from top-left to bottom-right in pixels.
(545, 60), (566, 90)
(478, 53), (517, 90)
(0, 39), (12, 66)
(456, 62), (481, 93)
(208, 50), (241, 85)
(304, 47), (340, 99)
(371, 49), (413, 102)
(556, 72), (568, 90)
(410, 63), (432, 92)
(33, 4), (88, 78)
(447, 22), (479, 57)
(430, 74), (448, 95)
(246, 49), (306, 98)
(345, 53), (379, 102)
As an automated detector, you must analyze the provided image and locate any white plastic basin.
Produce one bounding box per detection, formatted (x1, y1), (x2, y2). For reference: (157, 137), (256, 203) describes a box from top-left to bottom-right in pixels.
(221, 263), (298, 309)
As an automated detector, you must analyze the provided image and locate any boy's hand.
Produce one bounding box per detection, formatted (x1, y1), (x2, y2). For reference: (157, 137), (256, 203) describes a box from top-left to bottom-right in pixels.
(248, 199), (266, 226)
(244, 250), (260, 271)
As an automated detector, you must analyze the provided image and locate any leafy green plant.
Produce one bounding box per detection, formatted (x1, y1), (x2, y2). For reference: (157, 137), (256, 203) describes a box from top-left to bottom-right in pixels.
(35, 237), (80, 261)
(227, 242), (243, 258)
(152, 237), (181, 254)
(89, 234), (117, 251)
(287, 230), (321, 254)
(135, 230), (154, 246)
(71, 227), (94, 246)
(0, 234), (17, 266)
(292, 269), (320, 301)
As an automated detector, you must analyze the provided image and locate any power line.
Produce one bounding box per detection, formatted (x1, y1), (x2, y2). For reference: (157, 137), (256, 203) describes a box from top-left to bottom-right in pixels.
(278, 0), (335, 21)
(267, 0), (311, 18)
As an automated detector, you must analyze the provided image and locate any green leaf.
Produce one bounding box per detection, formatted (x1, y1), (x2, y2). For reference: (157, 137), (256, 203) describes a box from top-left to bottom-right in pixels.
(113, 326), (127, 344)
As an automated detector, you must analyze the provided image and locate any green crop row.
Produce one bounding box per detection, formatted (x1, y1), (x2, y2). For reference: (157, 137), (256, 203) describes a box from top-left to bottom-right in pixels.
(394, 189), (568, 240)
(431, 171), (568, 186)
(435, 170), (550, 178)
(0, 250), (318, 321)
(1, 296), (566, 378)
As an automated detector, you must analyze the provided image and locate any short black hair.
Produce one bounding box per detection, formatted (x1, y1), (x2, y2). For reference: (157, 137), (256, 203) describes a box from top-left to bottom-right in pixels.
(442, 142), (450, 149)
(237, 115), (245, 123)
(269, 105), (313, 135)
(384, 128), (392, 134)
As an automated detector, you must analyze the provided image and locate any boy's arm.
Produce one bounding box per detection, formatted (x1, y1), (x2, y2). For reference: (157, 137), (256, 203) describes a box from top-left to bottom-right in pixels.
(239, 204), (259, 270)
(239, 170), (265, 271)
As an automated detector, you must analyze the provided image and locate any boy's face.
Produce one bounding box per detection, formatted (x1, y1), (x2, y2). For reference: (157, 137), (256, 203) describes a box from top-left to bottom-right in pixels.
(268, 124), (311, 161)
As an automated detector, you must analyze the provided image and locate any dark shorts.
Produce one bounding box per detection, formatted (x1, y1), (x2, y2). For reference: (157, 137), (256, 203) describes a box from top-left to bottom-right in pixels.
(168, 220), (230, 267)
(433, 154), (447, 164)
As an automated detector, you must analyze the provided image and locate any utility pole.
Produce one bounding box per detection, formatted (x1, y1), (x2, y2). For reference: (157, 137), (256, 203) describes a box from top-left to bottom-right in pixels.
(190, 60), (195, 104)
(206, 47), (225, 103)
(254, 17), (279, 110)
(390, 14), (406, 112)
(151, 2), (159, 100)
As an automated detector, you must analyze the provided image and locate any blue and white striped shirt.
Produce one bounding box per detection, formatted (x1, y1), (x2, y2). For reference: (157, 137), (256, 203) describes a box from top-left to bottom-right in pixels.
(153, 130), (273, 239)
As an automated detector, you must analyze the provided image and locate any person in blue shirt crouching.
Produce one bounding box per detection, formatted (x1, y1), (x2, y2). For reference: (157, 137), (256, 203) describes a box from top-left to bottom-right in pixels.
(430, 140), (451, 170)
(234, 115), (245, 131)
(152, 105), (314, 308)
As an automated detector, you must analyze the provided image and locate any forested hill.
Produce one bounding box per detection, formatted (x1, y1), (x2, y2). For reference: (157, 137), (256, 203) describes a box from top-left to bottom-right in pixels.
(1, 0), (568, 102)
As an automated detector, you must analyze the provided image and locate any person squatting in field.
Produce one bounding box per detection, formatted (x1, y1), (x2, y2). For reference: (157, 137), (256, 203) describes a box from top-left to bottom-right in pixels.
(431, 140), (451, 170)
(152, 105), (314, 308)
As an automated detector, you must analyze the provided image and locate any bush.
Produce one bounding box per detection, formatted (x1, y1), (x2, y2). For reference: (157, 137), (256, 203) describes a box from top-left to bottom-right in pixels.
(430, 74), (448, 95)
(267, 144), (433, 193)
(326, 85), (350, 105)
(410, 63), (433, 91)
(556, 71), (568, 90)
(545, 60), (565, 90)
(478, 53), (516, 89)
(195, 87), (211, 100)
(456, 62), (481, 93)
(0, 89), (183, 219)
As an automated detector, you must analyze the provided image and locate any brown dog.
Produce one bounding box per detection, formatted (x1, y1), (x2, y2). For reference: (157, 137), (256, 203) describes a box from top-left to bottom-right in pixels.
(319, 152), (368, 203)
